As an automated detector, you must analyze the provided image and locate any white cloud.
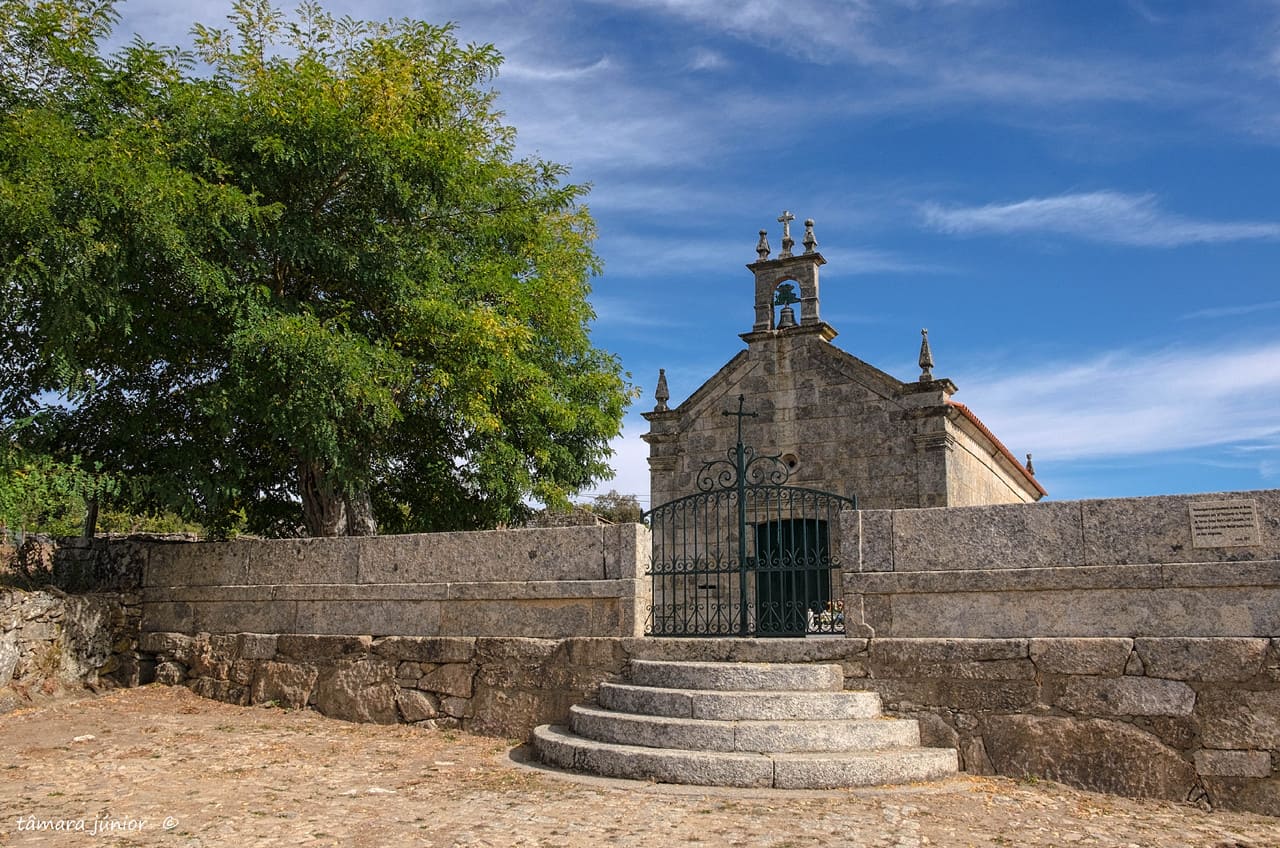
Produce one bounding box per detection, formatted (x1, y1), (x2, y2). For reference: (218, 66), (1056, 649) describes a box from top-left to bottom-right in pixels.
(956, 342), (1280, 463)
(687, 47), (730, 71)
(921, 191), (1280, 247)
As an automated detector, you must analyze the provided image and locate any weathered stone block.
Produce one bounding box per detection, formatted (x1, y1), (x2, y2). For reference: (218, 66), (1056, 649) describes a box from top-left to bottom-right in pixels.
(275, 635), (372, 661)
(1083, 491), (1280, 566)
(1202, 776), (1280, 817)
(982, 715), (1197, 800)
(139, 631), (194, 659)
(419, 663), (474, 699)
(1194, 749), (1272, 778)
(140, 602), (194, 634)
(192, 600), (298, 635)
(294, 599), (440, 637)
(562, 637), (628, 671)
(188, 676), (249, 706)
(876, 584), (1280, 638)
(1029, 638), (1132, 676)
(373, 636), (476, 664)
(1143, 715), (1200, 749)
(437, 598), (598, 639)
(145, 542), (248, 588)
(250, 661), (317, 709)
(869, 638), (1032, 680)
(186, 635), (237, 680)
(914, 712), (959, 749)
(313, 659), (398, 724)
(859, 679), (1039, 711)
(603, 523), (650, 580)
(396, 689), (439, 722)
(235, 633), (278, 661)
(886, 501), (1086, 572)
(1199, 689), (1280, 748)
(153, 660), (185, 686)
(228, 659), (256, 686)
(960, 735), (994, 775)
(246, 537), (358, 585)
(356, 526), (607, 584)
(1055, 677), (1195, 717)
(440, 695), (471, 719)
(467, 685), (566, 738)
(1134, 638), (1269, 682)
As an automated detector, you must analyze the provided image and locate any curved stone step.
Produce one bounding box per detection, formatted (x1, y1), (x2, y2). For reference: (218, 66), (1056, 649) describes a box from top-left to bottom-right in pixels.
(569, 703), (920, 753)
(533, 725), (959, 789)
(772, 748), (959, 790)
(534, 724), (774, 788)
(597, 682), (883, 721)
(628, 659), (843, 692)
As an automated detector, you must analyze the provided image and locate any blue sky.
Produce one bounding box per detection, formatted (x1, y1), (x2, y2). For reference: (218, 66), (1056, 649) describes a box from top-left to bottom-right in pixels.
(109, 0), (1280, 508)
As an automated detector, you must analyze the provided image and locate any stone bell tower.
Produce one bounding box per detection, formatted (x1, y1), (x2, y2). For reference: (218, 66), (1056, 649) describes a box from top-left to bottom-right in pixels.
(745, 211), (834, 340)
(642, 212), (1044, 511)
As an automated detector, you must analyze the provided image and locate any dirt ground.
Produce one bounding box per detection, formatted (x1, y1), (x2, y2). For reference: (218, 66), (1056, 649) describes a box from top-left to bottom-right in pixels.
(1, 686), (1276, 848)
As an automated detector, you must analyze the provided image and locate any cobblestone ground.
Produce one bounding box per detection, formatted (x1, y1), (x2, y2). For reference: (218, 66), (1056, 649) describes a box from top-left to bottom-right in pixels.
(2, 686), (1276, 847)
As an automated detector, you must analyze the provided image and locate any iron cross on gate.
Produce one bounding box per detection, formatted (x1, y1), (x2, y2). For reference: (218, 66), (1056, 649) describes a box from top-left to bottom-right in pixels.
(723, 394), (757, 635)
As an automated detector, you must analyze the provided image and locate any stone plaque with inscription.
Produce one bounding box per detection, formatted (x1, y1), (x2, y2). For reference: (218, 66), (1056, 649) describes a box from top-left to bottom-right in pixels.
(1189, 500), (1261, 548)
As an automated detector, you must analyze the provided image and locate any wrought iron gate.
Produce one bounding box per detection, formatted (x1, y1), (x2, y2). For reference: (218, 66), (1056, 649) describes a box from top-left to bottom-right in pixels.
(643, 397), (856, 637)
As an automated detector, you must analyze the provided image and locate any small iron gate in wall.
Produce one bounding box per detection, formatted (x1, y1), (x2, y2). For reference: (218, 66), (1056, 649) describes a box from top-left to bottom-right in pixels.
(643, 397), (856, 637)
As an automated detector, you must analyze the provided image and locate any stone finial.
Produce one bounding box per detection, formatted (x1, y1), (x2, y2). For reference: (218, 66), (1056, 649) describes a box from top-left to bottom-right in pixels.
(1026, 453), (1035, 475)
(654, 368), (670, 412)
(755, 229), (770, 261)
(803, 218), (817, 254)
(778, 210), (796, 258)
(918, 328), (934, 381)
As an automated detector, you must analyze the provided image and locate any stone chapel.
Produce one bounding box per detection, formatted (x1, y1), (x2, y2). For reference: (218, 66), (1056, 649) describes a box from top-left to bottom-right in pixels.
(641, 212), (1045, 511)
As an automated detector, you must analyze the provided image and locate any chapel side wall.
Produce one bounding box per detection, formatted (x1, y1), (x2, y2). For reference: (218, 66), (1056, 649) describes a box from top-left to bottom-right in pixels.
(141, 524), (651, 640)
(944, 422), (1039, 506)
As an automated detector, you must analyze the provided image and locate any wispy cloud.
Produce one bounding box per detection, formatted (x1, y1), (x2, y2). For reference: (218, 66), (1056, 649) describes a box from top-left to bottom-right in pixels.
(1181, 300), (1280, 320)
(501, 56), (612, 81)
(956, 342), (1280, 463)
(921, 191), (1280, 247)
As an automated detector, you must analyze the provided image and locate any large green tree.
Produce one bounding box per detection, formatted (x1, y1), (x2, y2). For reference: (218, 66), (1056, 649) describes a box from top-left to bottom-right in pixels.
(0, 0), (631, 537)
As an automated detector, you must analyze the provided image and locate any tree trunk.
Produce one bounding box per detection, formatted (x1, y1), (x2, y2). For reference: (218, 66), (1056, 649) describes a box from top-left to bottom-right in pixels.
(82, 498), (99, 538)
(343, 489), (378, 536)
(299, 462), (347, 537)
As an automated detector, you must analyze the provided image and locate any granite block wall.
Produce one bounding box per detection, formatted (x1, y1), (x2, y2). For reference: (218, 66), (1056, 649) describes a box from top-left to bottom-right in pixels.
(843, 489), (1280, 638)
(140, 524), (652, 639)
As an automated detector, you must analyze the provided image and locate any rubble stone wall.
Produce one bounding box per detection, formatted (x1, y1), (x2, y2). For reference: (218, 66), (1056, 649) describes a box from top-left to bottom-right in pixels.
(0, 588), (144, 711)
(135, 632), (1280, 816)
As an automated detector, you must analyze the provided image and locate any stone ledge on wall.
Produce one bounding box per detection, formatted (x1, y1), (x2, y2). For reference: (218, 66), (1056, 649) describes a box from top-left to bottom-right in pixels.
(136, 632), (1280, 818)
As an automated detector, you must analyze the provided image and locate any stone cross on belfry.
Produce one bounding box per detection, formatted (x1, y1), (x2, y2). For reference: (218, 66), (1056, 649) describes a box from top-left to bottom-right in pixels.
(778, 210), (796, 257)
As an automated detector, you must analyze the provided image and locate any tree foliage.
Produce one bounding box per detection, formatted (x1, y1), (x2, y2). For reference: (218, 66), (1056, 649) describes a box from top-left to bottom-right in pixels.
(588, 489), (644, 524)
(0, 0), (631, 537)
(0, 424), (118, 540)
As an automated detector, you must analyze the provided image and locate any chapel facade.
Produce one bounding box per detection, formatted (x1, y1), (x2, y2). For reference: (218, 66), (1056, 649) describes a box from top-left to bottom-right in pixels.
(641, 213), (1045, 512)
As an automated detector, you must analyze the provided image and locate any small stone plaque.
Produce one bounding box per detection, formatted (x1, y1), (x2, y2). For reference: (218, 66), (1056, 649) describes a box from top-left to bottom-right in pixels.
(1189, 500), (1261, 548)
